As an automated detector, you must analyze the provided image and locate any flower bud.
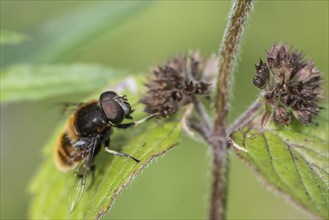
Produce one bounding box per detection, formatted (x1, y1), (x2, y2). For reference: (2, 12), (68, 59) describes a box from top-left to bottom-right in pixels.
(253, 59), (270, 89)
(274, 106), (291, 126)
(141, 51), (212, 117)
(253, 43), (322, 126)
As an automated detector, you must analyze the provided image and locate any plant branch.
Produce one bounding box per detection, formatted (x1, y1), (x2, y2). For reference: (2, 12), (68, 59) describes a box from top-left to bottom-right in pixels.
(228, 98), (261, 134)
(210, 1), (253, 220)
(190, 121), (210, 141)
(192, 96), (212, 132)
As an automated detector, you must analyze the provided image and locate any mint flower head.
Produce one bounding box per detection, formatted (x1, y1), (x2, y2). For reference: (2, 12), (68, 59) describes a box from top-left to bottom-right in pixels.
(141, 51), (211, 117)
(253, 43), (323, 127)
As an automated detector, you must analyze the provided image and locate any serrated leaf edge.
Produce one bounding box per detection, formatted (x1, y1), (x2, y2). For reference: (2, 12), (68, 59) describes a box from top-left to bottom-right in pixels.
(95, 143), (177, 220)
(229, 135), (326, 220)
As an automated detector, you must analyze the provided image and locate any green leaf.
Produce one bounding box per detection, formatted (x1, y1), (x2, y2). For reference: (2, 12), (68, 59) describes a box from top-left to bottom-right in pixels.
(0, 64), (129, 102)
(230, 112), (329, 219)
(0, 30), (29, 45)
(28, 80), (182, 219)
(2, 1), (151, 67)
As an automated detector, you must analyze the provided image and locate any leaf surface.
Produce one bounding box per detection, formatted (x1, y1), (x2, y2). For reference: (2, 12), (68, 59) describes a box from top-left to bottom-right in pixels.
(2, 1), (150, 67)
(230, 112), (329, 219)
(28, 80), (182, 219)
(0, 30), (29, 45)
(0, 64), (128, 102)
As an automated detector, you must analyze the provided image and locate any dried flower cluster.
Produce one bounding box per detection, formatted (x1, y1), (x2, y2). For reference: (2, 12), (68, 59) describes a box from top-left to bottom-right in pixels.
(253, 43), (323, 127)
(141, 51), (211, 117)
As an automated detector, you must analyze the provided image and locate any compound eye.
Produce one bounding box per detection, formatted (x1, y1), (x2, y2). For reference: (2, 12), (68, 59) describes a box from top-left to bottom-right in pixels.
(99, 91), (117, 103)
(101, 100), (125, 125)
(100, 91), (125, 125)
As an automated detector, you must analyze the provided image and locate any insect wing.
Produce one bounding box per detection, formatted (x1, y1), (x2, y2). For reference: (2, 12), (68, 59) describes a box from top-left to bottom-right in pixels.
(66, 157), (88, 213)
(65, 137), (98, 213)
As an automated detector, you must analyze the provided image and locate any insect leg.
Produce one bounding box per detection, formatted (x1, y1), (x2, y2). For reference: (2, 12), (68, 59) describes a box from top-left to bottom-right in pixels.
(87, 165), (95, 191)
(105, 146), (140, 163)
(85, 136), (99, 191)
(104, 135), (110, 148)
(115, 113), (159, 129)
(61, 102), (83, 114)
(74, 172), (83, 179)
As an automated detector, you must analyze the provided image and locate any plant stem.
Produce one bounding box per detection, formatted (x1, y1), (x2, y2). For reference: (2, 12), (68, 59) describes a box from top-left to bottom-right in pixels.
(210, 0), (253, 220)
(214, 0), (253, 133)
(209, 135), (229, 220)
(228, 99), (261, 134)
(192, 97), (212, 132)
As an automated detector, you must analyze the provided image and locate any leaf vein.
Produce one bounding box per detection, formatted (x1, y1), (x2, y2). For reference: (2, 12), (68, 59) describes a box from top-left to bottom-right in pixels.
(262, 133), (312, 209)
(285, 143), (320, 213)
(282, 140), (328, 158)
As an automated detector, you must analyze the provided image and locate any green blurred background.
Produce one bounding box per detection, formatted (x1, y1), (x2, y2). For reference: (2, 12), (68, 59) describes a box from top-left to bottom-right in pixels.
(1, 1), (328, 219)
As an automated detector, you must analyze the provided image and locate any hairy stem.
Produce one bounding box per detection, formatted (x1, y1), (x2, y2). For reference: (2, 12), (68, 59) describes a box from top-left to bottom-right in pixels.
(214, 0), (253, 132)
(210, 0), (253, 220)
(209, 136), (230, 220)
(228, 99), (261, 134)
(192, 97), (212, 132)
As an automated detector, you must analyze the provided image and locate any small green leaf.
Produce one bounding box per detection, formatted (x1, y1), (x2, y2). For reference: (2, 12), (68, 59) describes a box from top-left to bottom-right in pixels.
(29, 116), (181, 219)
(28, 80), (182, 219)
(2, 1), (151, 67)
(0, 64), (129, 102)
(0, 30), (29, 45)
(230, 112), (329, 219)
